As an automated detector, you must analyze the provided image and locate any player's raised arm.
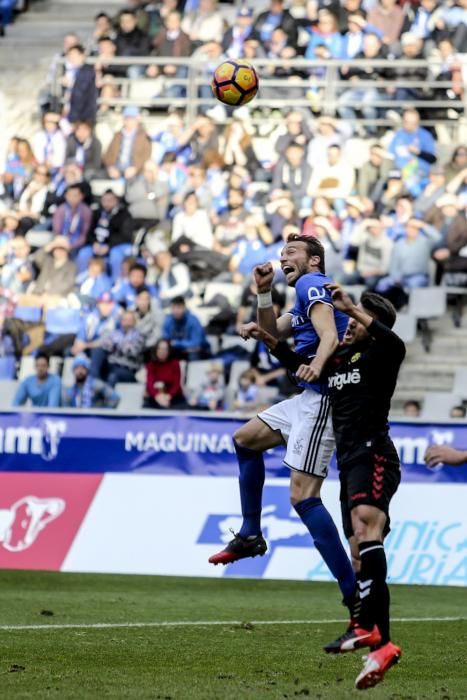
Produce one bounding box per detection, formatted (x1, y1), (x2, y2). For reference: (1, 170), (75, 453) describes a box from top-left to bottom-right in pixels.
(254, 262), (291, 340)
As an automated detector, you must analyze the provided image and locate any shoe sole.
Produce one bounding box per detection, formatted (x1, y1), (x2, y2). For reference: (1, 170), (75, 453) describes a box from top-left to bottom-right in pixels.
(209, 548), (267, 566)
(356, 654), (400, 690)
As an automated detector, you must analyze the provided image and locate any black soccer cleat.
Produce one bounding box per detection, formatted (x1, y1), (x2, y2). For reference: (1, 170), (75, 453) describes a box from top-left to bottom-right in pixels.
(324, 622), (381, 654)
(208, 533), (267, 565)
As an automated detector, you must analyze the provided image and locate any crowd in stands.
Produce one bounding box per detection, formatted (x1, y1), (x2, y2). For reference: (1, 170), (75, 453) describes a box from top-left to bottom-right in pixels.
(0, 0), (466, 413)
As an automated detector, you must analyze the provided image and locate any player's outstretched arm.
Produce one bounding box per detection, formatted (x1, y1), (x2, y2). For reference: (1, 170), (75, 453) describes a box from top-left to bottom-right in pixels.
(424, 445), (467, 468)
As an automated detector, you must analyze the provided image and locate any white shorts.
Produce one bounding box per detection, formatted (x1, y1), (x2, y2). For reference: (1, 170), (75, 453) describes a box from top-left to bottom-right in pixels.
(258, 390), (334, 478)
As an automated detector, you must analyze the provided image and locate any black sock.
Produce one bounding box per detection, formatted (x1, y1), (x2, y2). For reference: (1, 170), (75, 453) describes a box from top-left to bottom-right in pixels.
(357, 540), (389, 643)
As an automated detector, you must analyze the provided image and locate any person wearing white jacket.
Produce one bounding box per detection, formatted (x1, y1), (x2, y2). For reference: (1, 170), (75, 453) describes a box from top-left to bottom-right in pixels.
(31, 113), (66, 173)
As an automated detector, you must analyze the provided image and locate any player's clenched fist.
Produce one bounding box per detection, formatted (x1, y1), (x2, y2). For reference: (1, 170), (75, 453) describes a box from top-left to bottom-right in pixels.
(253, 262), (274, 293)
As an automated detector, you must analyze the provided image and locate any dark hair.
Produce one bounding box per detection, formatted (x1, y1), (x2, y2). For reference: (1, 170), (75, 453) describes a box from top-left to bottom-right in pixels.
(286, 233), (325, 274)
(66, 43), (85, 54)
(95, 12), (110, 20)
(171, 295), (186, 306)
(65, 183), (83, 195)
(151, 338), (174, 362)
(451, 404), (466, 417)
(98, 36), (115, 44)
(35, 352), (50, 365)
(120, 9), (136, 16)
(360, 291), (397, 329)
(129, 263), (147, 276)
(404, 399), (421, 411)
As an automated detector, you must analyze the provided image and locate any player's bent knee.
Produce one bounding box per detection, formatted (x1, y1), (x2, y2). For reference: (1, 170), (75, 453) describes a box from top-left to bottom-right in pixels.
(351, 505), (386, 543)
(289, 471), (322, 504)
(234, 418), (281, 451)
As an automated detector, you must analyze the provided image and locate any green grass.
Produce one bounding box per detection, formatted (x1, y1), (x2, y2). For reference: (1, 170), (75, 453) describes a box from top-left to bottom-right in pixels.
(0, 571), (465, 699)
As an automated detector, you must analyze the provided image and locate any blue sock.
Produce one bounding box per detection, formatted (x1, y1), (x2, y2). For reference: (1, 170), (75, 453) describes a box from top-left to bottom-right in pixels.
(294, 496), (356, 601)
(234, 440), (265, 538)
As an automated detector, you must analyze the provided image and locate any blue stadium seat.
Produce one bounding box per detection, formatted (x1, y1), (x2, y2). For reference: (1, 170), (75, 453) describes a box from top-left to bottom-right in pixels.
(44, 308), (81, 336)
(14, 306), (43, 324)
(0, 356), (16, 379)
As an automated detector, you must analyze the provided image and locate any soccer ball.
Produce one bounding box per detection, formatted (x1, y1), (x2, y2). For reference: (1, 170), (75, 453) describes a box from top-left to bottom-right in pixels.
(211, 59), (259, 107)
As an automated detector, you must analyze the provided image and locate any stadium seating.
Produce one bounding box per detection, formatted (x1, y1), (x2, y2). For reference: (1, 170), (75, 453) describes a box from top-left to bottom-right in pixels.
(115, 383), (145, 413)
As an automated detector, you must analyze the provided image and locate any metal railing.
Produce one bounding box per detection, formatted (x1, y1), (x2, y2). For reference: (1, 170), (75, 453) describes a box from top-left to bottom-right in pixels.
(52, 56), (467, 129)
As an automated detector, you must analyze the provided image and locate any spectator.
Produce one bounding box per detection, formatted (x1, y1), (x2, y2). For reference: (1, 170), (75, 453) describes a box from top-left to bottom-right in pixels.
(338, 0), (367, 32)
(340, 13), (367, 60)
(379, 171), (408, 216)
(2, 137), (36, 204)
(444, 146), (467, 184)
(103, 106), (152, 181)
(112, 262), (155, 309)
(0, 211), (20, 250)
(115, 9), (151, 76)
(304, 9), (343, 61)
(403, 0), (440, 45)
(427, 194), (467, 284)
(389, 34), (429, 104)
(229, 214), (273, 284)
(13, 352), (61, 408)
(77, 256), (112, 301)
(188, 361), (225, 410)
(87, 12), (115, 54)
(367, 0), (404, 46)
(450, 405), (466, 419)
(71, 290), (120, 358)
(308, 144), (355, 212)
(233, 368), (260, 412)
(272, 141), (311, 209)
(134, 288), (163, 348)
(214, 187), (250, 255)
(94, 36), (127, 83)
(388, 108), (436, 197)
(144, 338), (185, 408)
(31, 112), (66, 174)
(274, 110), (313, 158)
(27, 236), (77, 305)
(125, 160), (170, 227)
(223, 119), (260, 174)
(171, 192), (213, 249)
(403, 399), (421, 417)
(222, 7), (257, 60)
(385, 217), (441, 289)
(414, 165), (447, 215)
(254, 0), (298, 49)
(95, 309), (145, 386)
(431, 2), (467, 51)
(52, 184), (93, 251)
(181, 0), (224, 46)
(338, 33), (391, 135)
(17, 166), (50, 222)
(307, 116), (349, 169)
(77, 190), (134, 280)
(65, 121), (103, 180)
(151, 249), (191, 307)
(150, 11), (191, 97)
(349, 218), (393, 287)
(0, 236), (33, 294)
(63, 354), (120, 408)
(64, 44), (98, 125)
(43, 160), (92, 216)
(178, 115), (219, 166)
(162, 295), (210, 360)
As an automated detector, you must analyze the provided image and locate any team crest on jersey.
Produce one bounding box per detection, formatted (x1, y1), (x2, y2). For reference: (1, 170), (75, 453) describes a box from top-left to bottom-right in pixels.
(292, 437), (304, 456)
(351, 352), (361, 363)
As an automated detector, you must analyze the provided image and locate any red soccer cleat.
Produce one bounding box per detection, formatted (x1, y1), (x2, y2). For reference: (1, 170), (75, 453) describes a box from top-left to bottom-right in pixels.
(355, 641), (402, 690)
(324, 623), (382, 653)
(208, 532), (267, 565)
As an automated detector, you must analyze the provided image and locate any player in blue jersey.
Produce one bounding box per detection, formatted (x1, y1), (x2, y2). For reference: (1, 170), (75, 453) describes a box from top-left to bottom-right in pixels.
(209, 233), (356, 613)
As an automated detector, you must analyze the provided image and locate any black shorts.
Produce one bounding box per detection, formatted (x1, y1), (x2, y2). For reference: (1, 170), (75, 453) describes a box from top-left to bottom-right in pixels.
(339, 443), (401, 540)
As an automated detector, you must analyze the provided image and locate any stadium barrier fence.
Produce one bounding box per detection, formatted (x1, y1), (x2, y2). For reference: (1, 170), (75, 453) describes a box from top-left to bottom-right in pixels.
(52, 56), (467, 130)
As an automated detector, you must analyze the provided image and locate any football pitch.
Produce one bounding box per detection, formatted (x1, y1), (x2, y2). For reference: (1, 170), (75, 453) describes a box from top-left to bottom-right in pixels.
(0, 571), (465, 699)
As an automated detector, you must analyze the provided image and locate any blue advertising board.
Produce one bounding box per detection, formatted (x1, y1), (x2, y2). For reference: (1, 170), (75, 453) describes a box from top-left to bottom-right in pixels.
(0, 411), (466, 483)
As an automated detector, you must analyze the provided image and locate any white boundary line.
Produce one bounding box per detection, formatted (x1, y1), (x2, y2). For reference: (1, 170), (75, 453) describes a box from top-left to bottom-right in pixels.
(0, 617), (465, 631)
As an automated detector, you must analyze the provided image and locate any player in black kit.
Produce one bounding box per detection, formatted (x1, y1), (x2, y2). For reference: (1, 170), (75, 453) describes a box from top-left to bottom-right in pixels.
(243, 286), (405, 691)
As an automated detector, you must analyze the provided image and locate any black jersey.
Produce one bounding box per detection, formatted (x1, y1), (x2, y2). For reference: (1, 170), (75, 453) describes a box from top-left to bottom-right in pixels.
(326, 320), (405, 464)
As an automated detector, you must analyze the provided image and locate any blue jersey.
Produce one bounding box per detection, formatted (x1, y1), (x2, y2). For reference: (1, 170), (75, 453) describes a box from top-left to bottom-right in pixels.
(289, 272), (348, 391)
